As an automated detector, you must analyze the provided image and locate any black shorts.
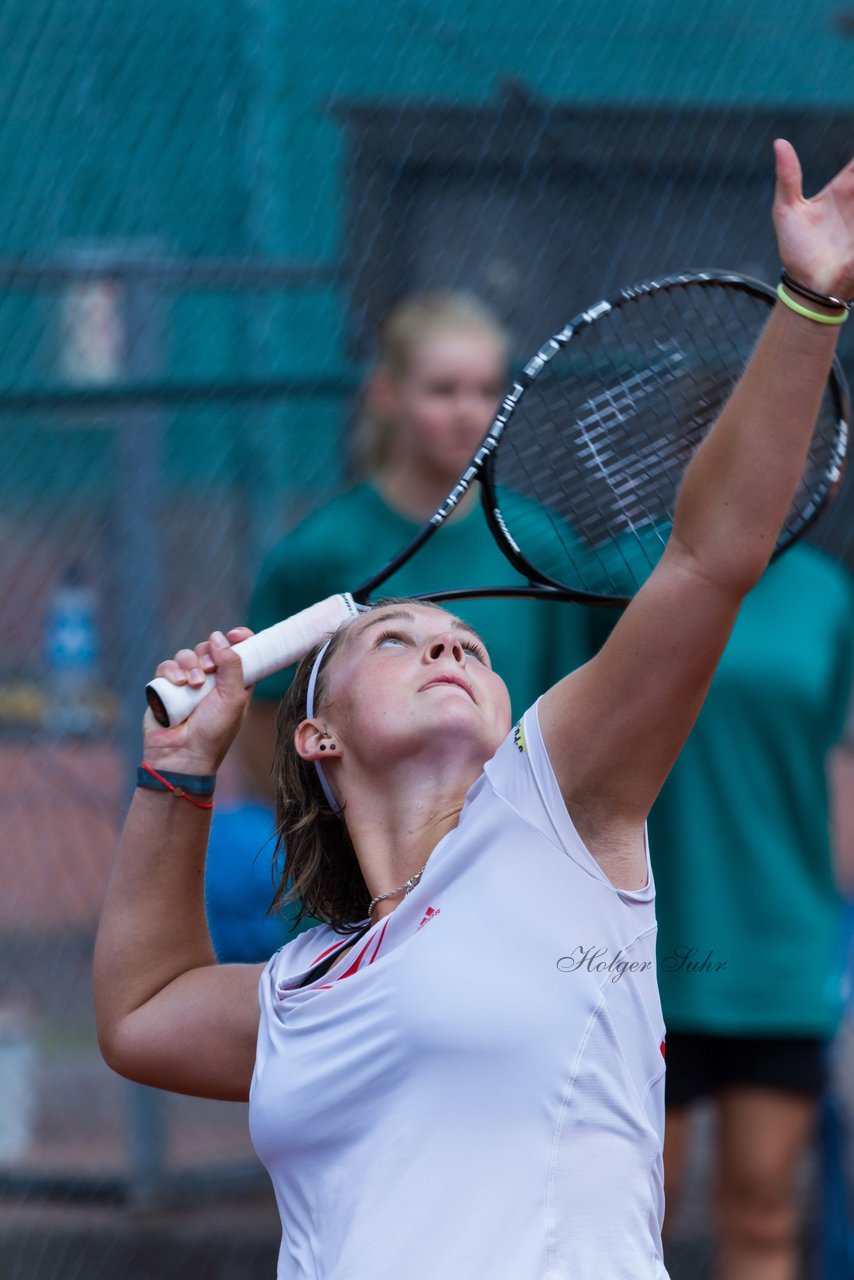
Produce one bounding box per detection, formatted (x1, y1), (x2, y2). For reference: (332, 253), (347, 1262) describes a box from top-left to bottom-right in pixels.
(664, 1031), (828, 1108)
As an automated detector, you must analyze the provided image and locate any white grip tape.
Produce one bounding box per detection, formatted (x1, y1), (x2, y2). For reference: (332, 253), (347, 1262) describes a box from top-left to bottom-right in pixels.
(145, 674), (217, 728)
(145, 593), (360, 727)
(236, 594), (359, 682)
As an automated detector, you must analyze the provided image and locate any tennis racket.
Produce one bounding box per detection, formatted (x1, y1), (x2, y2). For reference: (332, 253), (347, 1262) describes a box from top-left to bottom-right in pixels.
(147, 269), (849, 728)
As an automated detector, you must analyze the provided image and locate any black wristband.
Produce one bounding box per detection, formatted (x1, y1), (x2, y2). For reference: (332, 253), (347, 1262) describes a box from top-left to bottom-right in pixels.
(780, 269), (853, 313)
(137, 765), (216, 797)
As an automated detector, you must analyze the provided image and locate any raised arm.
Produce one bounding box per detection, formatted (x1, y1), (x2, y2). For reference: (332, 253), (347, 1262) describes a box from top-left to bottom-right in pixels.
(93, 629), (262, 1100)
(540, 140), (854, 875)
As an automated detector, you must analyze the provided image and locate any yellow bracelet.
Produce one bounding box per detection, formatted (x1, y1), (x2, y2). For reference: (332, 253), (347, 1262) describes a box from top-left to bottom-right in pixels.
(776, 282), (848, 326)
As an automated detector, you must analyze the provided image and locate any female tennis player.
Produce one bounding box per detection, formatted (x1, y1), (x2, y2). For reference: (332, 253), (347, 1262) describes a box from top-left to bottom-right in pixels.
(94, 140), (854, 1279)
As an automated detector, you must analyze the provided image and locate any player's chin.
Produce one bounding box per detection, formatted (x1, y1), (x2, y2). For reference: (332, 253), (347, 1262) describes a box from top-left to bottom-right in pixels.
(429, 699), (508, 750)
(420, 681), (476, 703)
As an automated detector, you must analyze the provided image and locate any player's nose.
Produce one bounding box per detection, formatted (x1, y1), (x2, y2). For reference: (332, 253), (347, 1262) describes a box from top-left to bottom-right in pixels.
(425, 633), (465, 663)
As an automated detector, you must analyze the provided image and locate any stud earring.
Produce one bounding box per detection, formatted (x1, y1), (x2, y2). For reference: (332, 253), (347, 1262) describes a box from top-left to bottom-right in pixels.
(319, 743), (327, 752)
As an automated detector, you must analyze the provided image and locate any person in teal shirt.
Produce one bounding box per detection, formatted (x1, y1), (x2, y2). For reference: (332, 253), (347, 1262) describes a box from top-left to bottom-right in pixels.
(652, 543), (854, 1279)
(207, 293), (596, 956)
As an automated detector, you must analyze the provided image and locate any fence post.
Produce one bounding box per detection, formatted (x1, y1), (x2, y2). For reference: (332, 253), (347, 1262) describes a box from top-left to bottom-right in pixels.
(57, 241), (170, 1202)
(119, 259), (170, 1204)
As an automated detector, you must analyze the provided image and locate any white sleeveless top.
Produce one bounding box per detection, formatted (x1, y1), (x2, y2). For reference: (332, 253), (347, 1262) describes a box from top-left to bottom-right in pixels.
(250, 702), (668, 1279)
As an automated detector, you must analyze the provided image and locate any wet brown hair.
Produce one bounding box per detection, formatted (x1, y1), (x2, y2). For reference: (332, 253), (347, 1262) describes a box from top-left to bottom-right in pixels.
(269, 622), (366, 933)
(269, 599), (455, 932)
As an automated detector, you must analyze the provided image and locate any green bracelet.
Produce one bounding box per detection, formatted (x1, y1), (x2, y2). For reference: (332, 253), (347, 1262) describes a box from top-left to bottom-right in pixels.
(776, 282), (848, 326)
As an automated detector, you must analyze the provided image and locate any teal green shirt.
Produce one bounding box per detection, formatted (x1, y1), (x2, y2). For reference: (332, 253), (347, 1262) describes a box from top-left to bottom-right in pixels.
(648, 545), (854, 1036)
(248, 483), (598, 717)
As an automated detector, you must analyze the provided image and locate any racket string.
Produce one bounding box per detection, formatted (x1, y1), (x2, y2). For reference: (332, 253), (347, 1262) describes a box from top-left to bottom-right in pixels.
(489, 277), (844, 597)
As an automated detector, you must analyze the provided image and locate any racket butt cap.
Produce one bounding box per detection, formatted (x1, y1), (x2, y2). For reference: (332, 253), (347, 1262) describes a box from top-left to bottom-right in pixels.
(146, 683), (170, 728)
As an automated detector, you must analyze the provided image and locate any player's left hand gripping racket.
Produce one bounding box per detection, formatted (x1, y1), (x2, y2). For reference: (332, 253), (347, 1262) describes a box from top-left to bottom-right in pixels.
(147, 270), (849, 727)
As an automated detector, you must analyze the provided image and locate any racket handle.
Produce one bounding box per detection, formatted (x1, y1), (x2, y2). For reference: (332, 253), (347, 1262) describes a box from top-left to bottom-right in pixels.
(145, 593), (361, 728)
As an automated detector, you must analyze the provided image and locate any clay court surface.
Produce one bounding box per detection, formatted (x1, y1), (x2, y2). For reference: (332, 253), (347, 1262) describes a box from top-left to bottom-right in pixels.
(0, 738), (255, 1185)
(0, 739), (247, 932)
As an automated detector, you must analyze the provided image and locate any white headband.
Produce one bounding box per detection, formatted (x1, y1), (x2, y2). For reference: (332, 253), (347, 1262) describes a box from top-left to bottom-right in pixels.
(305, 638), (341, 814)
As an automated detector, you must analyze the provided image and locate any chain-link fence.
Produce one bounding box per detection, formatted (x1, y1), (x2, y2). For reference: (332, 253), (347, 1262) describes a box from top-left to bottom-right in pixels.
(1, 1), (853, 1276)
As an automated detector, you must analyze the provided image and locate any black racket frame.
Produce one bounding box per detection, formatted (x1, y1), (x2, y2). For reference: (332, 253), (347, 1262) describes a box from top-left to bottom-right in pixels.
(355, 270), (849, 611)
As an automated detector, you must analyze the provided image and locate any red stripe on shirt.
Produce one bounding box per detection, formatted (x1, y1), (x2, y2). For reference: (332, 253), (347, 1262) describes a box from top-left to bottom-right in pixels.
(310, 938), (348, 965)
(367, 919), (389, 964)
(339, 934), (377, 979)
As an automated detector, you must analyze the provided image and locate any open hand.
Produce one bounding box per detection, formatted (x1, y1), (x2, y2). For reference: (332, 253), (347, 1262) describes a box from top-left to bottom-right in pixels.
(773, 139), (854, 301)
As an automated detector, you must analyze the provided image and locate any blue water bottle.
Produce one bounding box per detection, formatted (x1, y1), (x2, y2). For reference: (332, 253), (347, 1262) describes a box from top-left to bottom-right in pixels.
(43, 563), (100, 735)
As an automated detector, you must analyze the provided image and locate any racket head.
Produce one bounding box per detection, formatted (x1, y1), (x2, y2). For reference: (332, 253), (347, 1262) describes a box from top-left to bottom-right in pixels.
(479, 271), (849, 605)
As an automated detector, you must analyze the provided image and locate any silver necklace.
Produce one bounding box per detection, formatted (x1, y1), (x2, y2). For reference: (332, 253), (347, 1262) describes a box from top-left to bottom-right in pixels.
(368, 864), (427, 914)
